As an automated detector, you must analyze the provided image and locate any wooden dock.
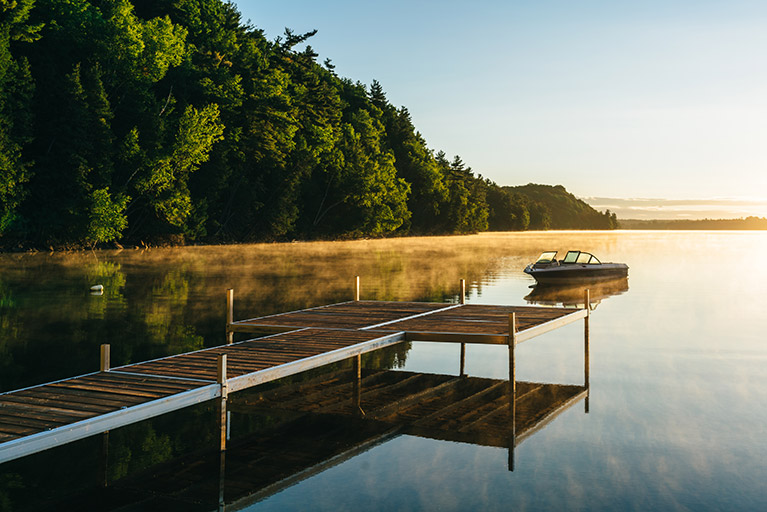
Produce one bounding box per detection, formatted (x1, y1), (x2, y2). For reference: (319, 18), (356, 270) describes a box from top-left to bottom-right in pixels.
(0, 282), (590, 464)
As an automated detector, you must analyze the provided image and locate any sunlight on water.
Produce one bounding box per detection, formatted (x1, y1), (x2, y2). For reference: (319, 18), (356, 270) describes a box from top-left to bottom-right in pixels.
(1, 231), (765, 510)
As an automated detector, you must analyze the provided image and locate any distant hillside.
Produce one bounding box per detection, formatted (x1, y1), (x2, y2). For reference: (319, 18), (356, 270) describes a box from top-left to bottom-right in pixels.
(620, 217), (767, 230)
(503, 184), (618, 230)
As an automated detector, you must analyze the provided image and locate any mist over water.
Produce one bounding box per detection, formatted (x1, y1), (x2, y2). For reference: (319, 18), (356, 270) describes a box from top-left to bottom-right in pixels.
(1, 231), (765, 510)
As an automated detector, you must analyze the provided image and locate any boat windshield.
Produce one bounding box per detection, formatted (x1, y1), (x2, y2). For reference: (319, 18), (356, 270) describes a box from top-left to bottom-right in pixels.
(563, 251), (580, 263)
(535, 251), (558, 264)
(562, 251), (603, 264)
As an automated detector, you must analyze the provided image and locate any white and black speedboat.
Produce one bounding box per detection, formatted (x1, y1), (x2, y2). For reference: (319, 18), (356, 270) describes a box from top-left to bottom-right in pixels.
(524, 250), (628, 284)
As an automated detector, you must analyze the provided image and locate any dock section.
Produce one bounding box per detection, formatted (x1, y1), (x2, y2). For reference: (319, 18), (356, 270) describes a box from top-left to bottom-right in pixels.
(0, 286), (590, 465)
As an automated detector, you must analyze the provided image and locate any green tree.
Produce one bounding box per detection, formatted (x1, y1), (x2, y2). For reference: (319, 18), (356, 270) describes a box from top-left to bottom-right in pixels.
(372, 85), (447, 233)
(0, 0), (39, 237)
(436, 153), (488, 233)
(87, 187), (128, 245)
(309, 109), (410, 236)
(130, 103), (224, 237)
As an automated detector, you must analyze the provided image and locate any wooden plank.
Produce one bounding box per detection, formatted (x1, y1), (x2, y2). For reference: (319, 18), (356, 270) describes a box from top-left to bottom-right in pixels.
(0, 394), (115, 415)
(0, 384), (220, 464)
(88, 371), (207, 388)
(0, 432), (18, 443)
(360, 304), (462, 330)
(228, 331), (406, 393)
(75, 374), (200, 394)
(0, 423), (39, 436)
(0, 412), (64, 430)
(47, 381), (168, 399)
(404, 332), (509, 344)
(15, 387), (147, 408)
(0, 402), (95, 422)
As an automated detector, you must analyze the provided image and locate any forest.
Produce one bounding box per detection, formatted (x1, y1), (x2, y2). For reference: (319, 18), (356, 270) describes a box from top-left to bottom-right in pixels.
(0, 0), (618, 249)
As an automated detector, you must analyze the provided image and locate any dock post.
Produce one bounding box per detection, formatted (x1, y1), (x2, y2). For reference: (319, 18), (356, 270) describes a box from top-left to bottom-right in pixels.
(508, 313), (517, 471)
(354, 276), (360, 301)
(100, 344), (110, 372)
(226, 289), (234, 344)
(217, 354), (228, 451)
(458, 279), (466, 373)
(352, 354), (363, 416)
(584, 288), (590, 413)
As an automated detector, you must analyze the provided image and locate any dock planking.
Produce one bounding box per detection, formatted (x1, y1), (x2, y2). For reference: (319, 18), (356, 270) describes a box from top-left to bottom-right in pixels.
(0, 287), (591, 464)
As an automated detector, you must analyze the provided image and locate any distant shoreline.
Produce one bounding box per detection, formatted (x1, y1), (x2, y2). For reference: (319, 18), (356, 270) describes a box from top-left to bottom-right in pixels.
(3, 225), (767, 254)
(620, 217), (767, 230)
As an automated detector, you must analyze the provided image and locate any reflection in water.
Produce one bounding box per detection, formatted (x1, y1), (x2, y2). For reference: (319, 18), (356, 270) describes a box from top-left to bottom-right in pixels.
(2, 232), (766, 511)
(55, 368), (585, 511)
(524, 277), (629, 309)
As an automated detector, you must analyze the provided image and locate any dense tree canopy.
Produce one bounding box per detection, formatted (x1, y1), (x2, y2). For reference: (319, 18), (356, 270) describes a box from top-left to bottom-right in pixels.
(0, 0), (617, 248)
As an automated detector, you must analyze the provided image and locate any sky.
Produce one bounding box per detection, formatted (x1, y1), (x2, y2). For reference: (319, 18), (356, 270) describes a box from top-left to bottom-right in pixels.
(234, 1), (767, 218)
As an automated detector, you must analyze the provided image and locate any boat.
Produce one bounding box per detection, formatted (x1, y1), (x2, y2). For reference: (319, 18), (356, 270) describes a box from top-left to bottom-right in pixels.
(523, 250), (628, 284)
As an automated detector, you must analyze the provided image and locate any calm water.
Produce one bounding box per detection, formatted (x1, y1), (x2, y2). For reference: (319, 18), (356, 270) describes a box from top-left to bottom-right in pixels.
(0, 232), (765, 511)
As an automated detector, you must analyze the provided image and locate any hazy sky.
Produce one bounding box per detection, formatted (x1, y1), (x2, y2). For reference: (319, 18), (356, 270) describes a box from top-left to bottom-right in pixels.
(234, 1), (767, 213)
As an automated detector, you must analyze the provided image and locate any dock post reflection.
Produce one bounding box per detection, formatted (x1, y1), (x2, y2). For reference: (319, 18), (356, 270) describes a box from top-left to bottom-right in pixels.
(100, 431), (109, 488)
(218, 354), (228, 452)
(226, 289), (234, 344)
(459, 343), (466, 377)
(584, 288), (590, 413)
(218, 448), (226, 512)
(353, 354), (364, 416)
(508, 313), (517, 471)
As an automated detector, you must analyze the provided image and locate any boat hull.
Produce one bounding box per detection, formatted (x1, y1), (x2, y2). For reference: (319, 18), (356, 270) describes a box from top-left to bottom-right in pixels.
(524, 264), (628, 284)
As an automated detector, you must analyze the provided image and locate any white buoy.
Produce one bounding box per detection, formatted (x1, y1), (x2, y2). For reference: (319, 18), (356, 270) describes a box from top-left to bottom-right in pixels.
(90, 284), (104, 292)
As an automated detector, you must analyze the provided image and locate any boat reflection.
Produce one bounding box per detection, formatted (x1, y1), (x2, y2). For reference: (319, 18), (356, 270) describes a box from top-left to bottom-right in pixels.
(103, 368), (586, 511)
(524, 277), (629, 309)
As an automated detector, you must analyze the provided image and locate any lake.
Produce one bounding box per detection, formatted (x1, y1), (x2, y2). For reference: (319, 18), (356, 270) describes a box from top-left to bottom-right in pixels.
(1, 231), (765, 511)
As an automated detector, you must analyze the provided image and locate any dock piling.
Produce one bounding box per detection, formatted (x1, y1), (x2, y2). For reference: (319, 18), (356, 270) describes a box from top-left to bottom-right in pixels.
(218, 354), (228, 451)
(226, 289), (234, 344)
(354, 276), (360, 301)
(460, 279), (466, 304)
(100, 344), (110, 372)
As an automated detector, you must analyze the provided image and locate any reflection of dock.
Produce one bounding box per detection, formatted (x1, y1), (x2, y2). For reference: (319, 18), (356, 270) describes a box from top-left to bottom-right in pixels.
(103, 369), (586, 510)
(0, 280), (591, 465)
(236, 368), (587, 449)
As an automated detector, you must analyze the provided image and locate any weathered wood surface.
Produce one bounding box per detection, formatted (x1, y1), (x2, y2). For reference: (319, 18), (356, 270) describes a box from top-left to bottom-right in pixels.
(119, 329), (395, 383)
(372, 304), (574, 335)
(232, 300), (450, 330)
(0, 373), (205, 443)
